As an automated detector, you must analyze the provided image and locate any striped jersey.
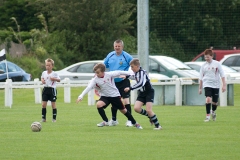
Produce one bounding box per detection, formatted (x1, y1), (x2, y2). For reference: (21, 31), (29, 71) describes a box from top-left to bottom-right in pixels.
(129, 67), (153, 92)
(78, 71), (131, 99)
(104, 51), (132, 82)
(199, 60), (225, 88)
(41, 71), (60, 88)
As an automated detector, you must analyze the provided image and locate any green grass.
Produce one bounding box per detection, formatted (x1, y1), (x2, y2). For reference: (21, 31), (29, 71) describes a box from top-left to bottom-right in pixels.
(0, 85), (240, 160)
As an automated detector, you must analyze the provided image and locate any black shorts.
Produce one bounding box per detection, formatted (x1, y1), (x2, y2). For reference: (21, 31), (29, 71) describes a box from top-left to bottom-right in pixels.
(115, 79), (130, 98)
(42, 87), (57, 102)
(99, 96), (125, 110)
(136, 88), (154, 105)
(204, 87), (219, 103)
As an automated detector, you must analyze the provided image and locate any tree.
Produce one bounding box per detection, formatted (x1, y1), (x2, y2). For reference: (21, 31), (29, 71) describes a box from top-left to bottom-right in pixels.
(149, 0), (240, 61)
(0, 0), (42, 31)
(32, 0), (136, 64)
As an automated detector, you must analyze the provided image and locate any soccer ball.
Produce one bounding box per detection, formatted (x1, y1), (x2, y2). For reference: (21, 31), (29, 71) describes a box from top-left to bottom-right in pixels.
(31, 122), (42, 132)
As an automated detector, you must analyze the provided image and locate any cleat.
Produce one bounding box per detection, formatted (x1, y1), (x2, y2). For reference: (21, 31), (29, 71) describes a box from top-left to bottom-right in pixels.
(97, 121), (109, 127)
(204, 118), (210, 122)
(52, 119), (56, 122)
(108, 120), (119, 126)
(134, 123), (143, 129)
(212, 112), (217, 121)
(41, 119), (46, 122)
(126, 120), (133, 127)
(153, 126), (162, 130)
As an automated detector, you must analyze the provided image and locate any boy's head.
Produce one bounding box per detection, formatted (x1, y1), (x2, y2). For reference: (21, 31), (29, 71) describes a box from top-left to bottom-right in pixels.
(45, 58), (54, 71)
(93, 63), (106, 77)
(130, 58), (140, 73)
(113, 39), (124, 55)
(204, 49), (213, 62)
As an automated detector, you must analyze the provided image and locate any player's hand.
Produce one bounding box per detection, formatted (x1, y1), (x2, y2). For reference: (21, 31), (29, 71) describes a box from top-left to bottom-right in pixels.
(76, 97), (82, 104)
(41, 79), (46, 84)
(222, 86), (226, 92)
(50, 77), (55, 81)
(198, 89), (202, 94)
(124, 87), (130, 92)
(119, 75), (126, 79)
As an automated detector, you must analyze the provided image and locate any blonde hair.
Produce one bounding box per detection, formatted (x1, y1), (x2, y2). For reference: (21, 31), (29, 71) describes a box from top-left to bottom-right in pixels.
(130, 58), (140, 66)
(45, 58), (54, 66)
(93, 63), (106, 72)
(113, 39), (124, 47)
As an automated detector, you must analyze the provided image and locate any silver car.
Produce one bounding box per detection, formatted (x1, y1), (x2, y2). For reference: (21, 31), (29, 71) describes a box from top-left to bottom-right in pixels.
(55, 60), (170, 81)
(185, 61), (240, 80)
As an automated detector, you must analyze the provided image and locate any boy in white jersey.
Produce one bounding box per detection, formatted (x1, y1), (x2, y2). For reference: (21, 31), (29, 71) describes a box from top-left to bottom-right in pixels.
(199, 49), (226, 122)
(123, 58), (162, 130)
(41, 58), (60, 122)
(76, 63), (143, 129)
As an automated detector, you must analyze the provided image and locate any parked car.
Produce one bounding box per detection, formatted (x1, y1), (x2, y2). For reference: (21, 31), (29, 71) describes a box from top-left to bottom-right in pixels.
(184, 61), (240, 80)
(219, 53), (240, 72)
(191, 49), (240, 62)
(55, 60), (170, 81)
(147, 55), (200, 79)
(0, 61), (31, 82)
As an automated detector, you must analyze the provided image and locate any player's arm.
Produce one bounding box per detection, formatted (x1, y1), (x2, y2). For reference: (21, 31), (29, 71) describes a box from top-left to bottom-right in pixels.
(50, 73), (60, 82)
(218, 63), (226, 92)
(103, 55), (110, 68)
(130, 70), (145, 90)
(198, 66), (204, 94)
(41, 77), (46, 84)
(41, 72), (45, 84)
(221, 77), (226, 92)
(109, 70), (132, 78)
(76, 80), (95, 103)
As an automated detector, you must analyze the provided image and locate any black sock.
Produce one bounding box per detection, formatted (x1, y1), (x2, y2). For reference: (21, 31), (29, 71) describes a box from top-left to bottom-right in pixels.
(53, 108), (57, 120)
(150, 114), (160, 128)
(125, 104), (131, 114)
(125, 104), (131, 120)
(98, 107), (108, 122)
(111, 107), (117, 121)
(212, 104), (217, 112)
(42, 108), (46, 120)
(140, 109), (148, 117)
(206, 103), (211, 114)
(124, 111), (136, 125)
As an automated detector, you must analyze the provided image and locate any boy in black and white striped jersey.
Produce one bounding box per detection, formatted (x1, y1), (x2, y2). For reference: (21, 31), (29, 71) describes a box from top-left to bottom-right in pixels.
(124, 58), (162, 130)
(41, 58), (60, 122)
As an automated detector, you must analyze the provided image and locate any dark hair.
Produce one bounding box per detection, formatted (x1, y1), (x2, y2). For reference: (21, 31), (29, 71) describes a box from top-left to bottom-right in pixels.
(204, 49), (214, 56)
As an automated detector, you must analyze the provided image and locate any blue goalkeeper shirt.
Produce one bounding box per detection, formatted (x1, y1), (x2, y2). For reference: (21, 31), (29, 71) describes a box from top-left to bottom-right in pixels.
(104, 51), (133, 82)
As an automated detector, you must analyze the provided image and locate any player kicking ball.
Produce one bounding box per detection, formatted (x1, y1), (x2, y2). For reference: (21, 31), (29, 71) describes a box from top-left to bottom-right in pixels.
(76, 63), (143, 129)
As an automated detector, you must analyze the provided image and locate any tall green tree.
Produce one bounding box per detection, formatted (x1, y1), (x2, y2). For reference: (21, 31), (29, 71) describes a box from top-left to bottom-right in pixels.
(32, 0), (136, 64)
(149, 0), (240, 60)
(0, 0), (42, 31)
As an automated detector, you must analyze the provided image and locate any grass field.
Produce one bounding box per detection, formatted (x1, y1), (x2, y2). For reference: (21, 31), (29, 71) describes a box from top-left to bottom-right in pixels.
(0, 84), (239, 160)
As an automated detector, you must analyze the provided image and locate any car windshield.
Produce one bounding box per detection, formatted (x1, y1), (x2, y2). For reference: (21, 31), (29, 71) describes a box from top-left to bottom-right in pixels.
(153, 56), (192, 70)
(222, 65), (237, 73)
(0, 62), (7, 72)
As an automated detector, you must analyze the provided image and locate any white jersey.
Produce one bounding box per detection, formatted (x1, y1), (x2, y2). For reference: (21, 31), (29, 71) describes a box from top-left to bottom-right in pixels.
(78, 71), (131, 99)
(199, 60), (225, 88)
(41, 71), (60, 88)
